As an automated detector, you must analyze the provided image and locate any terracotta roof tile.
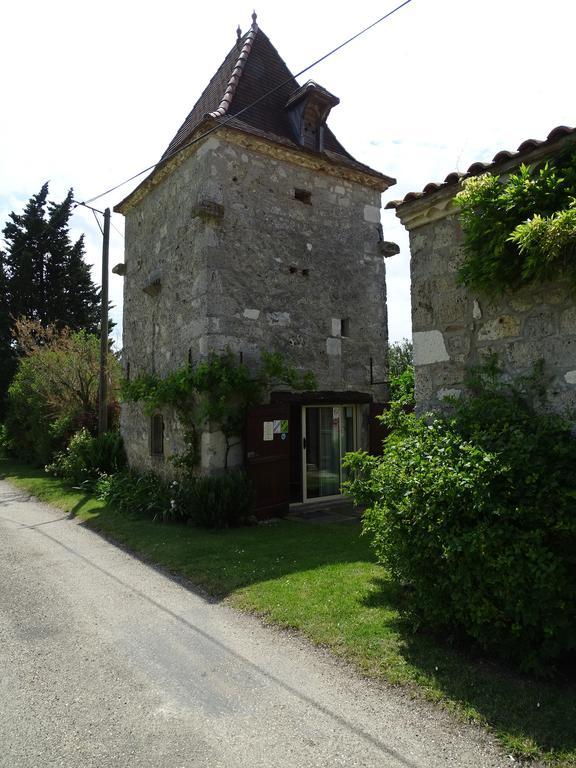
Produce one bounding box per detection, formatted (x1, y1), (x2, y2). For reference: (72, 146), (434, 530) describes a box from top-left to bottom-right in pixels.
(386, 125), (576, 210)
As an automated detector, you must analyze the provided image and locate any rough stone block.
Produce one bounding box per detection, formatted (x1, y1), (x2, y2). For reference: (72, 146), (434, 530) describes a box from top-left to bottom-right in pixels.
(363, 204), (381, 224)
(326, 338), (342, 356)
(437, 387), (461, 400)
(413, 330), (450, 365)
(523, 310), (556, 338)
(560, 307), (576, 335)
(477, 315), (520, 342)
(266, 311), (290, 326)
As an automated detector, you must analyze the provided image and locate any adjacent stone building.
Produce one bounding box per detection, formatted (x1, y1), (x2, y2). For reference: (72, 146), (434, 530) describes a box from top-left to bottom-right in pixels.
(114, 15), (396, 512)
(387, 125), (576, 414)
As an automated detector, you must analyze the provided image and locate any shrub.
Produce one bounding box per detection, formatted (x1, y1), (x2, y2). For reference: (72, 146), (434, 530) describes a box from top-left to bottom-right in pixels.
(98, 469), (172, 520)
(47, 428), (126, 487)
(98, 467), (253, 528)
(0, 423), (10, 457)
(4, 324), (121, 465)
(173, 471), (254, 528)
(344, 367), (576, 674)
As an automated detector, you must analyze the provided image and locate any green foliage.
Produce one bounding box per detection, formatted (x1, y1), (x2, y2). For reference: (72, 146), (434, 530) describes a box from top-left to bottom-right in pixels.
(98, 468), (253, 528)
(172, 472), (254, 528)
(510, 202), (576, 277)
(97, 470), (172, 521)
(389, 364), (414, 405)
(46, 428), (126, 487)
(0, 423), (9, 458)
(388, 339), (414, 405)
(344, 364), (576, 673)
(388, 338), (413, 379)
(0, 183), (103, 410)
(5, 328), (121, 464)
(456, 150), (576, 292)
(122, 350), (315, 469)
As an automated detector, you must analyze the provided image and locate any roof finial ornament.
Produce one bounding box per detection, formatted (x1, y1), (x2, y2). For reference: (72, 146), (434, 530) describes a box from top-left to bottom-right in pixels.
(236, 24), (242, 43)
(251, 10), (258, 30)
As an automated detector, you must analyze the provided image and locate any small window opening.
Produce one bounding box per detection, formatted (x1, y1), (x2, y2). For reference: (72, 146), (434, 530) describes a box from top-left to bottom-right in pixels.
(289, 265), (298, 274)
(126, 361), (130, 381)
(341, 318), (351, 337)
(302, 268), (310, 277)
(294, 188), (312, 205)
(150, 414), (164, 457)
(187, 348), (193, 366)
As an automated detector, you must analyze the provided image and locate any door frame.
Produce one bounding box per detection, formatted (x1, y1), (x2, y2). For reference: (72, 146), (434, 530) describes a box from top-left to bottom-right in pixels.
(301, 404), (357, 503)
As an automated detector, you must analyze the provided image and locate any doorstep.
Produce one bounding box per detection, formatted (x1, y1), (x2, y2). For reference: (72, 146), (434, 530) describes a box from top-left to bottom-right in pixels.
(286, 497), (361, 524)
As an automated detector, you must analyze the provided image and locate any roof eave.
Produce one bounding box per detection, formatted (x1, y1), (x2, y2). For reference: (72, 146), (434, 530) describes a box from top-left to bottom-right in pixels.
(114, 117), (219, 215)
(389, 125), (576, 220)
(116, 118), (395, 215)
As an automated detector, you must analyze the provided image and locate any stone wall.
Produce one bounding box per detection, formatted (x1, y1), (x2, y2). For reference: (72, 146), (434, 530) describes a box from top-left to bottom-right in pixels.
(409, 210), (576, 414)
(119, 133), (389, 473)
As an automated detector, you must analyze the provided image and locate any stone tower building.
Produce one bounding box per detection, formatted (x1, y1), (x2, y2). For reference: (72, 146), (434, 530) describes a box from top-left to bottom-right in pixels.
(115, 14), (396, 512)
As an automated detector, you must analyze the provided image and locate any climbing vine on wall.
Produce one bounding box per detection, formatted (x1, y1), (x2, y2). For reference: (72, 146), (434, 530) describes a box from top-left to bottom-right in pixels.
(455, 148), (576, 294)
(121, 350), (316, 471)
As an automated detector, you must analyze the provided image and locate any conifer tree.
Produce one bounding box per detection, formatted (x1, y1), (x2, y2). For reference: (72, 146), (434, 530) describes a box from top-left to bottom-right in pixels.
(0, 183), (102, 412)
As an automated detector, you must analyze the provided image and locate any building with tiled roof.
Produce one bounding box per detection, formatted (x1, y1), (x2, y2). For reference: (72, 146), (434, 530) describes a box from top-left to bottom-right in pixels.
(388, 125), (576, 416)
(115, 13), (396, 515)
(116, 14), (393, 215)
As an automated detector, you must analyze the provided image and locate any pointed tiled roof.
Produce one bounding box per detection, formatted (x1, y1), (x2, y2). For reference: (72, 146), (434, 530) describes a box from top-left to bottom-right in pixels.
(116, 18), (392, 212)
(161, 21), (386, 178)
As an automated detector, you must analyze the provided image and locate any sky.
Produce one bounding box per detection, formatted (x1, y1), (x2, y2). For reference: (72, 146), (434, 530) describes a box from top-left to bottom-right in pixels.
(1, 0), (574, 345)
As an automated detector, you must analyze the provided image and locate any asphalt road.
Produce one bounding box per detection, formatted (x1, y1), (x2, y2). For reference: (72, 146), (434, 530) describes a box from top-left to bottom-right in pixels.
(0, 479), (509, 767)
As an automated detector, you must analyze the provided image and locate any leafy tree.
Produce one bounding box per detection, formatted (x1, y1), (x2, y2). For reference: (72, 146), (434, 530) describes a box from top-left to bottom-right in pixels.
(388, 338), (413, 379)
(4, 320), (121, 465)
(388, 338), (414, 404)
(0, 183), (102, 411)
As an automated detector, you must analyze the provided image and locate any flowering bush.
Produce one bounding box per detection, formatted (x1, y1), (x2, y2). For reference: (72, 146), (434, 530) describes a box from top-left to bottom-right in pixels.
(46, 428), (126, 487)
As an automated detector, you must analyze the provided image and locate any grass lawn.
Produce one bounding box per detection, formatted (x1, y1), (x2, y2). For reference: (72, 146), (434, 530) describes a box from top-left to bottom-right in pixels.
(2, 458), (575, 766)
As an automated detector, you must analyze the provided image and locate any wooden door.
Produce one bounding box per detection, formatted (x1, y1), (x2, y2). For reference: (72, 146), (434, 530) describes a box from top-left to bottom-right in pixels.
(246, 404), (291, 518)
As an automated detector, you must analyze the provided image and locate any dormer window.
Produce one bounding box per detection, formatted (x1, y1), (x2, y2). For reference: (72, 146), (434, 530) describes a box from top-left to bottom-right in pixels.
(285, 80), (340, 152)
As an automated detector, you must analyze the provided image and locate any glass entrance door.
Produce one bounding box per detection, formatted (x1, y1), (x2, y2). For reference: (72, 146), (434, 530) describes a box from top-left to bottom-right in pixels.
(302, 406), (355, 500)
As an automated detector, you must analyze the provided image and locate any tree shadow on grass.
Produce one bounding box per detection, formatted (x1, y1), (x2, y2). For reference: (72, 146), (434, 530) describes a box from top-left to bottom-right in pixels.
(365, 575), (576, 760)
(70, 493), (378, 602)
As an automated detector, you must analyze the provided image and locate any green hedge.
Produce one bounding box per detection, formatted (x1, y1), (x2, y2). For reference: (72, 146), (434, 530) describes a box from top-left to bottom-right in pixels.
(344, 365), (576, 674)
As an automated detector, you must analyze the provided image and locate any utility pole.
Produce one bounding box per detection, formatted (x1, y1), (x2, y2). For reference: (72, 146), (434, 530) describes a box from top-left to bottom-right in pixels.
(98, 207), (111, 436)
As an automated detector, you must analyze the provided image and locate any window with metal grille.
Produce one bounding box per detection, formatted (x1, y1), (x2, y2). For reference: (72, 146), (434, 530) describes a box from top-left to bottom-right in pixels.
(150, 414), (164, 457)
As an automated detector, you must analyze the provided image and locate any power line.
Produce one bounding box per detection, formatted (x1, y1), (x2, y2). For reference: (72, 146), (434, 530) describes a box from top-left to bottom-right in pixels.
(75, 200), (123, 239)
(111, 222), (124, 241)
(81, 0), (414, 206)
(92, 208), (104, 236)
